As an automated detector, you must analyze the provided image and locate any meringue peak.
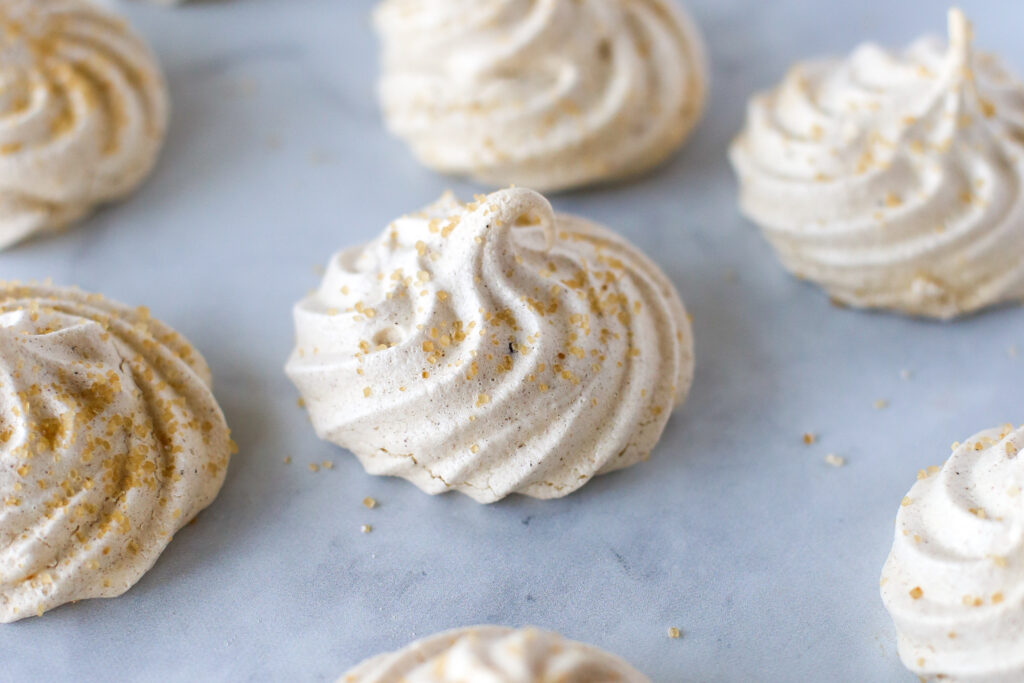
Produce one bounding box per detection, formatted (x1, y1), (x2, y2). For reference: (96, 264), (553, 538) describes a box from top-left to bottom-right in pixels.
(339, 626), (650, 682)
(374, 0), (708, 192)
(286, 188), (694, 503)
(882, 423), (1024, 680)
(730, 10), (1024, 319)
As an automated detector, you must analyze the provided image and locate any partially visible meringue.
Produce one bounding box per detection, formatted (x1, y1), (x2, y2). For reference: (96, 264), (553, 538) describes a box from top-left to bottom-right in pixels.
(0, 282), (234, 622)
(286, 188), (693, 503)
(881, 423), (1024, 682)
(374, 0), (707, 192)
(0, 0), (169, 250)
(339, 626), (650, 683)
(730, 9), (1024, 319)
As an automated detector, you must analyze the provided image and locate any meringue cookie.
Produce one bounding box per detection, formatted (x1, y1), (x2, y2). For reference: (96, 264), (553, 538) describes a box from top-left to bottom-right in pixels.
(374, 0), (707, 193)
(730, 9), (1024, 319)
(0, 283), (234, 622)
(881, 424), (1024, 681)
(286, 188), (693, 503)
(340, 626), (650, 683)
(0, 0), (169, 250)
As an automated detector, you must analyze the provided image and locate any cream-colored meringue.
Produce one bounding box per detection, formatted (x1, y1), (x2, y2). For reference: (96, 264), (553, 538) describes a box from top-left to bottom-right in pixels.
(286, 188), (693, 503)
(340, 626), (650, 683)
(0, 283), (234, 622)
(730, 9), (1024, 319)
(881, 423), (1024, 682)
(374, 0), (707, 193)
(0, 0), (168, 250)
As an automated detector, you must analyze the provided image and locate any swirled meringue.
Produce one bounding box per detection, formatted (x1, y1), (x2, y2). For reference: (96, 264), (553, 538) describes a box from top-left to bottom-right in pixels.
(0, 283), (234, 622)
(373, 0), (707, 193)
(881, 424), (1024, 681)
(730, 9), (1024, 319)
(286, 188), (693, 504)
(0, 0), (168, 250)
(340, 626), (649, 683)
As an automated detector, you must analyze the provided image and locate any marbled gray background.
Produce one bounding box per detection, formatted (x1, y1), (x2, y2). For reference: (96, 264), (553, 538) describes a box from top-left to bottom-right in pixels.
(2, 0), (1022, 680)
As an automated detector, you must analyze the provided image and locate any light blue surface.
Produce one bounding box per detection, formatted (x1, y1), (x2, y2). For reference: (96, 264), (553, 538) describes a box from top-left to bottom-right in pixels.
(2, 1), (1023, 680)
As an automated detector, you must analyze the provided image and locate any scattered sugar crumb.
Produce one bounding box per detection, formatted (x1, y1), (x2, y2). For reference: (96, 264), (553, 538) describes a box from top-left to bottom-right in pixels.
(362, 497), (378, 509)
(322, 460), (334, 470)
(802, 432), (816, 445)
(297, 397), (305, 408)
(360, 524), (373, 534)
(308, 463), (320, 473)
(824, 453), (846, 468)
(873, 399), (889, 410)
(667, 627), (682, 639)
(283, 456), (292, 465)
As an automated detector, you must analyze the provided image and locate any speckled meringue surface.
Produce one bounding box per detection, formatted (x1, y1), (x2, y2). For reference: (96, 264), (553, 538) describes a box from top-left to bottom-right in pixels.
(286, 187), (693, 504)
(730, 9), (1024, 319)
(373, 0), (707, 193)
(881, 423), (1024, 682)
(0, 0), (168, 251)
(0, 283), (234, 623)
(340, 626), (650, 683)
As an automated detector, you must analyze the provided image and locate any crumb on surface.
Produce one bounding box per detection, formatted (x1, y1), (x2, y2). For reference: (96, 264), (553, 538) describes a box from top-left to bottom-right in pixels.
(802, 432), (816, 445)
(308, 463), (320, 473)
(824, 453), (845, 467)
(283, 456), (292, 465)
(668, 627), (682, 639)
(363, 497), (378, 509)
(873, 399), (889, 410)
(361, 524), (372, 534)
